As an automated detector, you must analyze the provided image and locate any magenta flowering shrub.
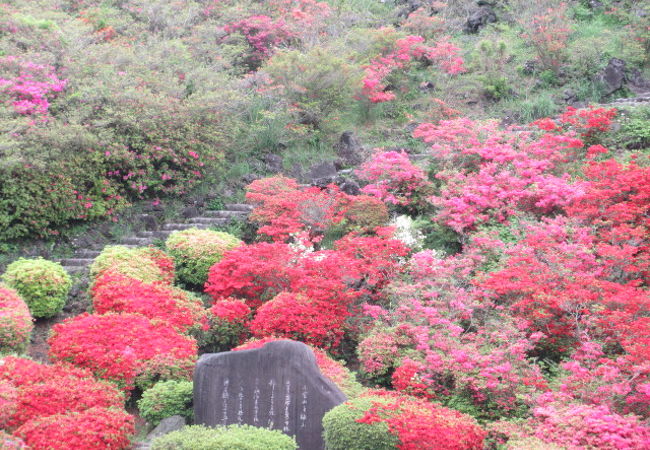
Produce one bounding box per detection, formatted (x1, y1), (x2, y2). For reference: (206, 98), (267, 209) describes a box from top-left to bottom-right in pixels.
(355, 150), (432, 209)
(361, 34), (464, 103)
(531, 393), (650, 449)
(414, 118), (586, 232)
(0, 56), (66, 118)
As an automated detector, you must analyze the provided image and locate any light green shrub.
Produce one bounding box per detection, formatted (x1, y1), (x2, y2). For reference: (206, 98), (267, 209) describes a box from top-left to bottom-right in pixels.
(89, 246), (174, 284)
(138, 380), (194, 426)
(151, 424), (297, 450)
(165, 229), (241, 287)
(1, 258), (71, 319)
(322, 397), (398, 450)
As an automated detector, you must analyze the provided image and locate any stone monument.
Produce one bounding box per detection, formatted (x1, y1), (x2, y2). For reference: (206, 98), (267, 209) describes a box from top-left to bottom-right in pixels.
(194, 340), (347, 450)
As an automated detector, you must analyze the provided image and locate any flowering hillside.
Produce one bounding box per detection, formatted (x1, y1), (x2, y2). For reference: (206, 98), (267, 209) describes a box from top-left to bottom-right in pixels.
(1, 0), (649, 448)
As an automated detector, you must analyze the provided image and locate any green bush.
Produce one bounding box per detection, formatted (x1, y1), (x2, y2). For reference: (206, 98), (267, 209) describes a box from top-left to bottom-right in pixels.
(151, 424), (297, 450)
(138, 380), (194, 426)
(263, 47), (362, 132)
(617, 106), (650, 150)
(1, 258), (71, 319)
(165, 229), (241, 287)
(89, 246), (174, 284)
(322, 397), (399, 450)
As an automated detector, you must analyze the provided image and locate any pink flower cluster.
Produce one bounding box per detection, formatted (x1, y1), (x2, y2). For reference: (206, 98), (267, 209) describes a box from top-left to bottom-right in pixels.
(362, 34), (464, 103)
(0, 56), (67, 118)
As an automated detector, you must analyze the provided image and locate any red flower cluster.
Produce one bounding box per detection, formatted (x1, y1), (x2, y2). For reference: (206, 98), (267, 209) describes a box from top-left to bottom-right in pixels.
(91, 271), (205, 333)
(0, 284), (33, 353)
(210, 298), (252, 324)
(356, 391), (486, 450)
(0, 357), (133, 449)
(48, 312), (197, 391)
(15, 407), (134, 450)
(250, 292), (346, 349)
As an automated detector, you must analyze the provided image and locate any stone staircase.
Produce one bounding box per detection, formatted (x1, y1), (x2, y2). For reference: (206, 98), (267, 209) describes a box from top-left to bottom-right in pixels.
(57, 204), (252, 277)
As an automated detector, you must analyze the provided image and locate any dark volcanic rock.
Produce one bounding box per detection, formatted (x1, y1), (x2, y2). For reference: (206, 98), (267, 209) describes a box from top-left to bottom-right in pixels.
(597, 58), (626, 95)
(264, 154), (284, 173)
(194, 340), (347, 450)
(147, 415), (186, 441)
(308, 161), (338, 188)
(334, 131), (364, 166)
(465, 5), (497, 34)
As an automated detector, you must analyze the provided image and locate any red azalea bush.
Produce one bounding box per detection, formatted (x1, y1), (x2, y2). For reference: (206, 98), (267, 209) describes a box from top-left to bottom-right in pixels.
(205, 242), (300, 307)
(48, 313), (197, 391)
(333, 228), (410, 295)
(249, 292), (347, 350)
(246, 176), (351, 243)
(91, 271), (206, 333)
(352, 391), (486, 450)
(532, 105), (617, 143)
(0, 284), (32, 354)
(201, 298), (252, 352)
(3, 370), (124, 430)
(478, 217), (650, 355)
(356, 150), (432, 209)
(0, 356), (131, 448)
(15, 407), (134, 450)
(567, 159), (650, 284)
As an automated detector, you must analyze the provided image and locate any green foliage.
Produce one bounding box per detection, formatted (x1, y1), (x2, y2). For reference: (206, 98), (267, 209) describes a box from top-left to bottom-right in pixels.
(413, 218), (462, 255)
(322, 397), (399, 450)
(472, 40), (511, 101)
(165, 229), (241, 287)
(264, 47), (362, 132)
(1, 258), (71, 318)
(89, 245), (171, 284)
(617, 106), (650, 150)
(151, 424), (297, 450)
(137, 380), (194, 426)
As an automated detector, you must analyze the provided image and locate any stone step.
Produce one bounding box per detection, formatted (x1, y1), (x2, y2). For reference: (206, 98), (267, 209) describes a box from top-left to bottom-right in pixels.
(202, 210), (249, 218)
(136, 230), (173, 239)
(75, 250), (101, 259)
(186, 217), (230, 225)
(120, 237), (153, 246)
(59, 258), (94, 266)
(62, 265), (87, 274)
(224, 203), (253, 212)
(162, 223), (210, 231)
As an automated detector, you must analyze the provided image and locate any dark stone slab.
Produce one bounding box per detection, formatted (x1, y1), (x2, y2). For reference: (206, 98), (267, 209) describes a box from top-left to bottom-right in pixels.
(194, 340), (346, 450)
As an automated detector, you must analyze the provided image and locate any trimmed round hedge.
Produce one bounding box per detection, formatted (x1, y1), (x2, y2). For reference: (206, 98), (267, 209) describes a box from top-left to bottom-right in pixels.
(0, 284), (33, 354)
(1, 258), (71, 319)
(322, 397), (399, 450)
(138, 380), (193, 426)
(151, 424), (297, 450)
(90, 246), (175, 284)
(165, 229), (241, 287)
